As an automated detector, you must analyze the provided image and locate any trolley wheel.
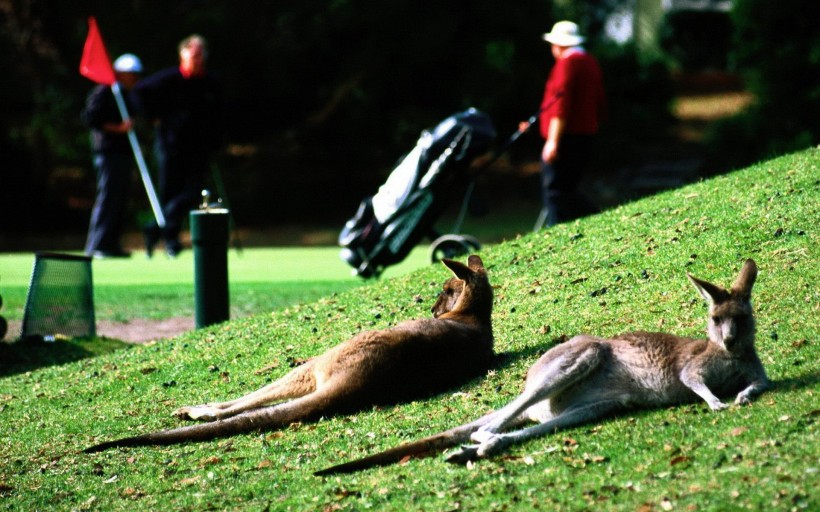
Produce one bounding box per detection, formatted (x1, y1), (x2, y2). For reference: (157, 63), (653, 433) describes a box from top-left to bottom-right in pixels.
(430, 234), (481, 263)
(354, 258), (384, 279)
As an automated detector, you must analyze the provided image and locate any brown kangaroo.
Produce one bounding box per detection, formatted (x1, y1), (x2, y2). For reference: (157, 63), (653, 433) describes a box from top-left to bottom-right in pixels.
(316, 259), (769, 475)
(84, 255), (495, 453)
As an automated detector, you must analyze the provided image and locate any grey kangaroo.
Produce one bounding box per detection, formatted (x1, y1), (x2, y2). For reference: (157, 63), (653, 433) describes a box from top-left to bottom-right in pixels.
(316, 259), (769, 475)
(85, 255), (494, 453)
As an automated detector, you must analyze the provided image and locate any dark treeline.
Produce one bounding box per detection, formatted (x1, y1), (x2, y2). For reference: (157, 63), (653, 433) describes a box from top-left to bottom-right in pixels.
(4, 0), (814, 236)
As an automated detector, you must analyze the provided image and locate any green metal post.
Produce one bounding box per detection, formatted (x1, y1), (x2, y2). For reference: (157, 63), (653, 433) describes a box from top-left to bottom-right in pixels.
(190, 199), (230, 328)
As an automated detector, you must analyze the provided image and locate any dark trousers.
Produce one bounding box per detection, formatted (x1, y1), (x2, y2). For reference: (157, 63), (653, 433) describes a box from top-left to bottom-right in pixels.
(85, 152), (131, 253)
(540, 134), (600, 227)
(145, 145), (208, 251)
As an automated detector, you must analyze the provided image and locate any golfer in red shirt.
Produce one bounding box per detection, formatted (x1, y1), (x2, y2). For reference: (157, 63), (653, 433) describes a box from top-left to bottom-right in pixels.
(535, 21), (606, 228)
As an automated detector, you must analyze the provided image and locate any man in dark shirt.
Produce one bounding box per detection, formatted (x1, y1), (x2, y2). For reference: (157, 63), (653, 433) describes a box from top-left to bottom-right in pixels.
(135, 34), (224, 258)
(81, 53), (143, 258)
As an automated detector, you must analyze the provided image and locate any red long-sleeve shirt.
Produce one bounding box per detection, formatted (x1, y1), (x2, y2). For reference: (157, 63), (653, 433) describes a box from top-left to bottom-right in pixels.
(539, 49), (606, 137)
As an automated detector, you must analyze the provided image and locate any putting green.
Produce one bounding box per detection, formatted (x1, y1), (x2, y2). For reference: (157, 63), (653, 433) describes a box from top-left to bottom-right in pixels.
(0, 246), (432, 286)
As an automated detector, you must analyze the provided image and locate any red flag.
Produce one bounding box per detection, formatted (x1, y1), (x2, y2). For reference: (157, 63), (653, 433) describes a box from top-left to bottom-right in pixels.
(79, 17), (116, 85)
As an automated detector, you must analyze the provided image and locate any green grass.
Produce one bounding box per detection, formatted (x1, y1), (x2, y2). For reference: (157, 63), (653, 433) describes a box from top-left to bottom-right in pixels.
(0, 148), (817, 511)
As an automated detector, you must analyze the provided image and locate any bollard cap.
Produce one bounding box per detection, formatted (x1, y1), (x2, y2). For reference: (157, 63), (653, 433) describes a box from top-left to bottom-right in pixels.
(190, 208), (230, 216)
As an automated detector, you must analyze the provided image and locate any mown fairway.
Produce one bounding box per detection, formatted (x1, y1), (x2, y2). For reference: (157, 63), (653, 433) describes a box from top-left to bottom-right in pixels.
(0, 246), (431, 326)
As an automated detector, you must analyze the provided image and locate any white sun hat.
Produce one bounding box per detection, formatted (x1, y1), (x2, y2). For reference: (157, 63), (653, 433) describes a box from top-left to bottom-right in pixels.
(542, 21), (585, 47)
(113, 53), (143, 73)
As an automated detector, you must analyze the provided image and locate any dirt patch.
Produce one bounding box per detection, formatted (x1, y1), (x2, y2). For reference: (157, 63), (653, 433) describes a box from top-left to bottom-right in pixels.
(96, 317), (195, 344)
(4, 317), (194, 344)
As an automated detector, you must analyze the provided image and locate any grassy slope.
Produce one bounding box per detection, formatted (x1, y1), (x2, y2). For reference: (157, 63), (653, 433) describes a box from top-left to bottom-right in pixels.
(0, 149), (817, 511)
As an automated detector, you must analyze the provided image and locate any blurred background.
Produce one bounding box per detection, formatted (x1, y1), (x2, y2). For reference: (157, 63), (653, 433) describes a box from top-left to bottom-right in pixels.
(1, 0), (818, 250)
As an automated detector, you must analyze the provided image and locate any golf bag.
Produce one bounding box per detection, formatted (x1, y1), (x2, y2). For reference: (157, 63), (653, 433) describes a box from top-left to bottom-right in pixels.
(339, 108), (496, 278)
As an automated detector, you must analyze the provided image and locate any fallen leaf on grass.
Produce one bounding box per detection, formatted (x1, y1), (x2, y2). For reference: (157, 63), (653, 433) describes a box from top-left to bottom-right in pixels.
(179, 476), (201, 486)
(199, 456), (222, 467)
(255, 362), (280, 375)
(670, 455), (691, 466)
(333, 488), (362, 499)
(120, 487), (143, 498)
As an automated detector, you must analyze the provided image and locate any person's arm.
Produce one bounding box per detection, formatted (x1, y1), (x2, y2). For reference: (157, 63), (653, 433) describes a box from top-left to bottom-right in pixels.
(542, 116), (565, 163)
(82, 87), (132, 134)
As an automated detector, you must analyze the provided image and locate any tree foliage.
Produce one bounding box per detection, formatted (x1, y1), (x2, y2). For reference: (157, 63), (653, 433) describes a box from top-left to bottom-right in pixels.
(704, 0), (820, 172)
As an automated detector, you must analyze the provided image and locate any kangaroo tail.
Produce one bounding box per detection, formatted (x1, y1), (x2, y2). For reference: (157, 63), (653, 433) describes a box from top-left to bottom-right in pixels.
(314, 412), (495, 476)
(84, 392), (331, 453)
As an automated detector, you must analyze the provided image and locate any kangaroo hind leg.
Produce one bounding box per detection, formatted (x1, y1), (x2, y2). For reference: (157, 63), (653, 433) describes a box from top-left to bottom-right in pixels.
(472, 399), (622, 460)
(174, 361), (319, 421)
(446, 337), (608, 464)
(474, 336), (608, 437)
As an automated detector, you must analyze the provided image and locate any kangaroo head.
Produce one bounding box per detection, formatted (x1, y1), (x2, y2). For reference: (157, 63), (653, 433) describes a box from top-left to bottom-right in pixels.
(431, 255), (493, 320)
(687, 259), (757, 352)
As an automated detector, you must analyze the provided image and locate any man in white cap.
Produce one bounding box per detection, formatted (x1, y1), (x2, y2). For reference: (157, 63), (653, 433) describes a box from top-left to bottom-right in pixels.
(81, 53), (144, 258)
(534, 21), (605, 228)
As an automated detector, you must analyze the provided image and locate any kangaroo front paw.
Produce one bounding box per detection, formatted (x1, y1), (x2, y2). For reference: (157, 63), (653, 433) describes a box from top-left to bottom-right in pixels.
(708, 400), (730, 411)
(734, 393), (752, 406)
(173, 405), (217, 421)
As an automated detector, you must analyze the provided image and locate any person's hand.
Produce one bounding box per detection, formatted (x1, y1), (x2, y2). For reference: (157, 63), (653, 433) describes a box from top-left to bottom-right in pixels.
(118, 120), (134, 133)
(105, 120), (133, 134)
(542, 140), (558, 163)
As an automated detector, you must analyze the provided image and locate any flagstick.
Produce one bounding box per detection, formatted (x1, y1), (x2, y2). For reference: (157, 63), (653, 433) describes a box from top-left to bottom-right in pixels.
(110, 82), (166, 228)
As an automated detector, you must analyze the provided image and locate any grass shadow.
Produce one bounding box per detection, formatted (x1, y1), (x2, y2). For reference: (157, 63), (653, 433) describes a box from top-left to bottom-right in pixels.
(0, 336), (130, 378)
(771, 372), (820, 394)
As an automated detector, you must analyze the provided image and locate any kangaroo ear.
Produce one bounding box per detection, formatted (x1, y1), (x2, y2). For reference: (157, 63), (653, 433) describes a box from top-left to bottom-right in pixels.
(442, 258), (474, 281)
(731, 259), (757, 299)
(687, 273), (728, 305)
(467, 254), (484, 272)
